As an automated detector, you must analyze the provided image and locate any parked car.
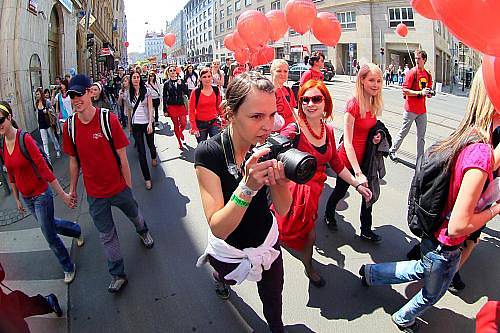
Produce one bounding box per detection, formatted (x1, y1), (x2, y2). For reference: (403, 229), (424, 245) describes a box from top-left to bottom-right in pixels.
(256, 64), (271, 75)
(323, 61), (336, 81)
(288, 63), (310, 82)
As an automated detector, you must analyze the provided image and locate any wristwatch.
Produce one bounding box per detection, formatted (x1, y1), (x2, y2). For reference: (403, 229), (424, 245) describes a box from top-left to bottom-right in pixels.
(239, 182), (258, 198)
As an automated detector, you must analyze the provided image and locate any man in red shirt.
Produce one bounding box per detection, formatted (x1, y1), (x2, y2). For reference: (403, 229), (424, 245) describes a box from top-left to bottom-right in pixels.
(389, 50), (433, 160)
(299, 51), (325, 86)
(63, 74), (154, 293)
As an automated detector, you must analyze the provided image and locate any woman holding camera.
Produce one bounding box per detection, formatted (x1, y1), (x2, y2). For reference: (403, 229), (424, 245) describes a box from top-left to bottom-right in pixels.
(324, 63), (384, 242)
(276, 80), (371, 287)
(195, 72), (292, 333)
(188, 68), (223, 143)
(360, 69), (500, 332)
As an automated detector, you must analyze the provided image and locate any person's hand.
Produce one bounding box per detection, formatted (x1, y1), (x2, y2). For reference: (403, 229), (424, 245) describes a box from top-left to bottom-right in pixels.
(372, 132), (382, 145)
(355, 172), (368, 187)
(147, 122), (153, 134)
(189, 128), (200, 137)
(268, 160), (290, 187)
(243, 148), (277, 192)
(16, 199), (25, 214)
(356, 185), (372, 202)
(70, 191), (78, 207)
(421, 88), (431, 96)
(62, 192), (76, 209)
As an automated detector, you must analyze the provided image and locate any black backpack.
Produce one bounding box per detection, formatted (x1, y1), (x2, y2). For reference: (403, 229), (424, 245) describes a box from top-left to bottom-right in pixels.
(194, 86), (220, 109)
(407, 145), (451, 238)
(0, 130), (53, 180)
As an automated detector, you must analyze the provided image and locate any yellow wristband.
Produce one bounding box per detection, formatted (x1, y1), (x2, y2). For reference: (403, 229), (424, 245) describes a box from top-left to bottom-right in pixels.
(231, 193), (250, 208)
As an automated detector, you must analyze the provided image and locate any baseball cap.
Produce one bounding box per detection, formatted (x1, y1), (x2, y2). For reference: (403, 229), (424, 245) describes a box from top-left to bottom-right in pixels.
(68, 74), (92, 94)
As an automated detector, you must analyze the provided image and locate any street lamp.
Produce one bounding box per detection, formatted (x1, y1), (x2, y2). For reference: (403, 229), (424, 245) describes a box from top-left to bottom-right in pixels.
(461, 42), (466, 92)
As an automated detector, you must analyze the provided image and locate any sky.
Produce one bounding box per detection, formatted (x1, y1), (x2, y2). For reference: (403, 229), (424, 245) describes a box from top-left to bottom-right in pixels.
(124, 0), (189, 54)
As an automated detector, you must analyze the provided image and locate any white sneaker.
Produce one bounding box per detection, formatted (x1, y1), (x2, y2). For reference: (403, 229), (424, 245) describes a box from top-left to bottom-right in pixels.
(76, 233), (85, 247)
(64, 264), (76, 284)
(56, 151), (61, 158)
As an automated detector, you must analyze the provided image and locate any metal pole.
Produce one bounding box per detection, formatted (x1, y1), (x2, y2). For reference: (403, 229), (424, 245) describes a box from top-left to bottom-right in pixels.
(85, 0), (92, 78)
(462, 43), (465, 92)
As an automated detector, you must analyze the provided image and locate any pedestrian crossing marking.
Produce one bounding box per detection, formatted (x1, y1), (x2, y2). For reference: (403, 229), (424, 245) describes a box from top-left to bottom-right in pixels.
(0, 227), (73, 253)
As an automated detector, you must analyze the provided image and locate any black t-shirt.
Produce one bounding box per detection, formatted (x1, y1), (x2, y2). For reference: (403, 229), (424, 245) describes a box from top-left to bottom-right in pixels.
(194, 133), (273, 250)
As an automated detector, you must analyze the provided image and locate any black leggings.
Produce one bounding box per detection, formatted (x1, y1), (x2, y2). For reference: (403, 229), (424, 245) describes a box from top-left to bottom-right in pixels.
(132, 123), (157, 181)
(325, 174), (373, 232)
(152, 98), (161, 123)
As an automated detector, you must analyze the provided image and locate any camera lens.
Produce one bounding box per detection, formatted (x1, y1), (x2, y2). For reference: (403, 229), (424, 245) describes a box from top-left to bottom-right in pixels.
(277, 149), (317, 184)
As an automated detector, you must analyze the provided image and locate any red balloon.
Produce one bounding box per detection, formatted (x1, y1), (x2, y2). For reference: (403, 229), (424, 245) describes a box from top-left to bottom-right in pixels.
(249, 51), (260, 68)
(265, 10), (288, 42)
(237, 10), (270, 48)
(224, 34), (236, 51)
(124, 41), (129, 48)
(312, 12), (342, 47)
(482, 55), (500, 112)
(234, 48), (250, 64)
(410, 0), (439, 20)
(163, 33), (176, 47)
(285, 0), (317, 35)
(259, 46), (275, 64)
(232, 30), (248, 50)
(430, 0), (500, 56)
(396, 23), (409, 38)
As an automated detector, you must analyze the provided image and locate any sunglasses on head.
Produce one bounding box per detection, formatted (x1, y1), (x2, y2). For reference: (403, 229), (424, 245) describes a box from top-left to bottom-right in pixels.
(68, 90), (86, 99)
(300, 95), (324, 105)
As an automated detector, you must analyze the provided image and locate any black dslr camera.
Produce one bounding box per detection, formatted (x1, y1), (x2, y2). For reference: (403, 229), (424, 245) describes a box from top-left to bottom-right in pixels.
(252, 134), (317, 184)
(420, 81), (436, 97)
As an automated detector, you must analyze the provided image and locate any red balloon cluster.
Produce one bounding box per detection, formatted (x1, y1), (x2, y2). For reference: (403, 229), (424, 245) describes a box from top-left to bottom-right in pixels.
(285, 0), (317, 35)
(482, 55), (500, 112)
(266, 10), (288, 42)
(428, 0), (500, 56)
(163, 33), (176, 47)
(396, 23), (409, 38)
(237, 10), (270, 48)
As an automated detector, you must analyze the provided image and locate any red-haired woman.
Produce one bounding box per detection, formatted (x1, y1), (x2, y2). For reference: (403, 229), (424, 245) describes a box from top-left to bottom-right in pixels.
(275, 80), (372, 287)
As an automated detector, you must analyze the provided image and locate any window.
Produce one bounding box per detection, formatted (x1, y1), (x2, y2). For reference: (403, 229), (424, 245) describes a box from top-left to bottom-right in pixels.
(220, 9), (224, 19)
(257, 6), (265, 13)
(388, 7), (414, 28)
(270, 0), (280, 10)
(215, 13), (217, 21)
(235, 15), (240, 26)
(215, 25), (217, 34)
(204, 33), (207, 41)
(208, 7), (211, 15)
(227, 19), (233, 29)
(227, 5), (232, 15)
(245, 0), (251, 6)
(208, 31), (212, 39)
(208, 19), (212, 27)
(220, 22), (225, 32)
(235, 0), (241, 11)
(336, 11), (356, 30)
(204, 22), (207, 29)
(220, 0), (223, 5)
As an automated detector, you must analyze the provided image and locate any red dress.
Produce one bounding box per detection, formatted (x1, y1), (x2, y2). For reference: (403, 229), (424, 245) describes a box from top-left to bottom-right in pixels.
(274, 123), (345, 250)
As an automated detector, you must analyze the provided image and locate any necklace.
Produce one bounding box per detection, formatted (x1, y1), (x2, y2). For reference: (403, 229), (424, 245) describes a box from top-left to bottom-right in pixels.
(302, 116), (324, 140)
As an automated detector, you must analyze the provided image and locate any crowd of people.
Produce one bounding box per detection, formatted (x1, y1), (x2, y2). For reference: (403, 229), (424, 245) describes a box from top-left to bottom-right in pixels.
(0, 50), (499, 333)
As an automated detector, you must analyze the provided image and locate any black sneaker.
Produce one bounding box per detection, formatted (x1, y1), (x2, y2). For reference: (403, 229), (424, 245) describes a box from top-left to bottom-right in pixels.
(360, 230), (382, 243)
(406, 244), (421, 260)
(46, 294), (63, 317)
(358, 265), (369, 287)
(108, 276), (128, 293)
(448, 271), (466, 293)
(324, 215), (338, 232)
(214, 280), (230, 300)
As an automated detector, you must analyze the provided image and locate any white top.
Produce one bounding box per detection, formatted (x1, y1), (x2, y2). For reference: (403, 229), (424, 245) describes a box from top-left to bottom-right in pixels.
(57, 93), (73, 120)
(186, 75), (198, 90)
(147, 81), (161, 99)
(211, 70), (224, 86)
(196, 216), (280, 284)
(132, 88), (151, 124)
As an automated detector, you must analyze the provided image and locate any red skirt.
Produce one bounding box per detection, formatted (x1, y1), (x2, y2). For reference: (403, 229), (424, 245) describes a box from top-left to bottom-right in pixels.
(168, 104), (187, 117)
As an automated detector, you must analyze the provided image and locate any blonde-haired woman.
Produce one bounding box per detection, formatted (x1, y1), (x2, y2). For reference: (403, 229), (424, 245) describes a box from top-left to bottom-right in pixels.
(270, 59), (297, 130)
(360, 68), (500, 332)
(325, 63), (384, 242)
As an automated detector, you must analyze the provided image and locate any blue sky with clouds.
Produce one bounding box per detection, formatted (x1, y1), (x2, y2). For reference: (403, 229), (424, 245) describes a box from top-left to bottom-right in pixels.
(124, 0), (188, 53)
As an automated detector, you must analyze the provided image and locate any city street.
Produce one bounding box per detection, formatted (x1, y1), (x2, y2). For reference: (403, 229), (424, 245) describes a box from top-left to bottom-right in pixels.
(1, 78), (499, 333)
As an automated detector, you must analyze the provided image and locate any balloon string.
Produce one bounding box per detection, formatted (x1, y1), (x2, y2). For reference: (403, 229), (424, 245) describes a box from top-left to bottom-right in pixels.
(405, 38), (416, 68)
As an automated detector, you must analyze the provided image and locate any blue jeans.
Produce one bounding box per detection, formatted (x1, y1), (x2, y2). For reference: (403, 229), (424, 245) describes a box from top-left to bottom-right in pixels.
(364, 238), (461, 327)
(22, 187), (81, 273)
(87, 187), (147, 277)
(196, 119), (221, 143)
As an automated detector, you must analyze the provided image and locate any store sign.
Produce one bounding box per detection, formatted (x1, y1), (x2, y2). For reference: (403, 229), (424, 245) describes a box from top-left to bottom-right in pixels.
(28, 0), (38, 14)
(58, 0), (73, 13)
(290, 46), (302, 53)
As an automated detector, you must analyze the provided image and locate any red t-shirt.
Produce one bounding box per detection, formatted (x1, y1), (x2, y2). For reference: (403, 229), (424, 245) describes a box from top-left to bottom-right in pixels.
(275, 86), (297, 128)
(3, 130), (55, 197)
(188, 89), (222, 130)
(435, 143), (493, 246)
(476, 301), (500, 333)
(62, 109), (129, 198)
(403, 67), (433, 115)
(299, 68), (324, 86)
(337, 97), (377, 170)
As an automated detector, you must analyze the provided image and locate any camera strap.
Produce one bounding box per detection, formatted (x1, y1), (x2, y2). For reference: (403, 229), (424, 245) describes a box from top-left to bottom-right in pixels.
(221, 126), (241, 180)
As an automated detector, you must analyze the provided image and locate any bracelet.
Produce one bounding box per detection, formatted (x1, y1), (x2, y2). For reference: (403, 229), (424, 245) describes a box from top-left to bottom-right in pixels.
(355, 183), (362, 190)
(231, 193), (250, 208)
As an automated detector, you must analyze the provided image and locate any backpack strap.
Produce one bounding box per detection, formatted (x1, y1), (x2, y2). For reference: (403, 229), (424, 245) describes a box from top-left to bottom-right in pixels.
(0, 136), (4, 166)
(195, 86), (219, 109)
(98, 109), (122, 170)
(19, 130), (42, 180)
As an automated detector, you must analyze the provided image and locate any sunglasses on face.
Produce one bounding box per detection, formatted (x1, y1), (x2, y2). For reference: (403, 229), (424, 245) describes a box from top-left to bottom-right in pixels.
(300, 95), (324, 105)
(0, 117), (6, 125)
(68, 91), (85, 99)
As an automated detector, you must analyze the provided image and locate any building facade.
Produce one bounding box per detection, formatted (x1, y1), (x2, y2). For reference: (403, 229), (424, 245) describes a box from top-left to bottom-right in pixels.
(145, 32), (165, 64)
(167, 11), (187, 64)
(184, 0), (214, 63)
